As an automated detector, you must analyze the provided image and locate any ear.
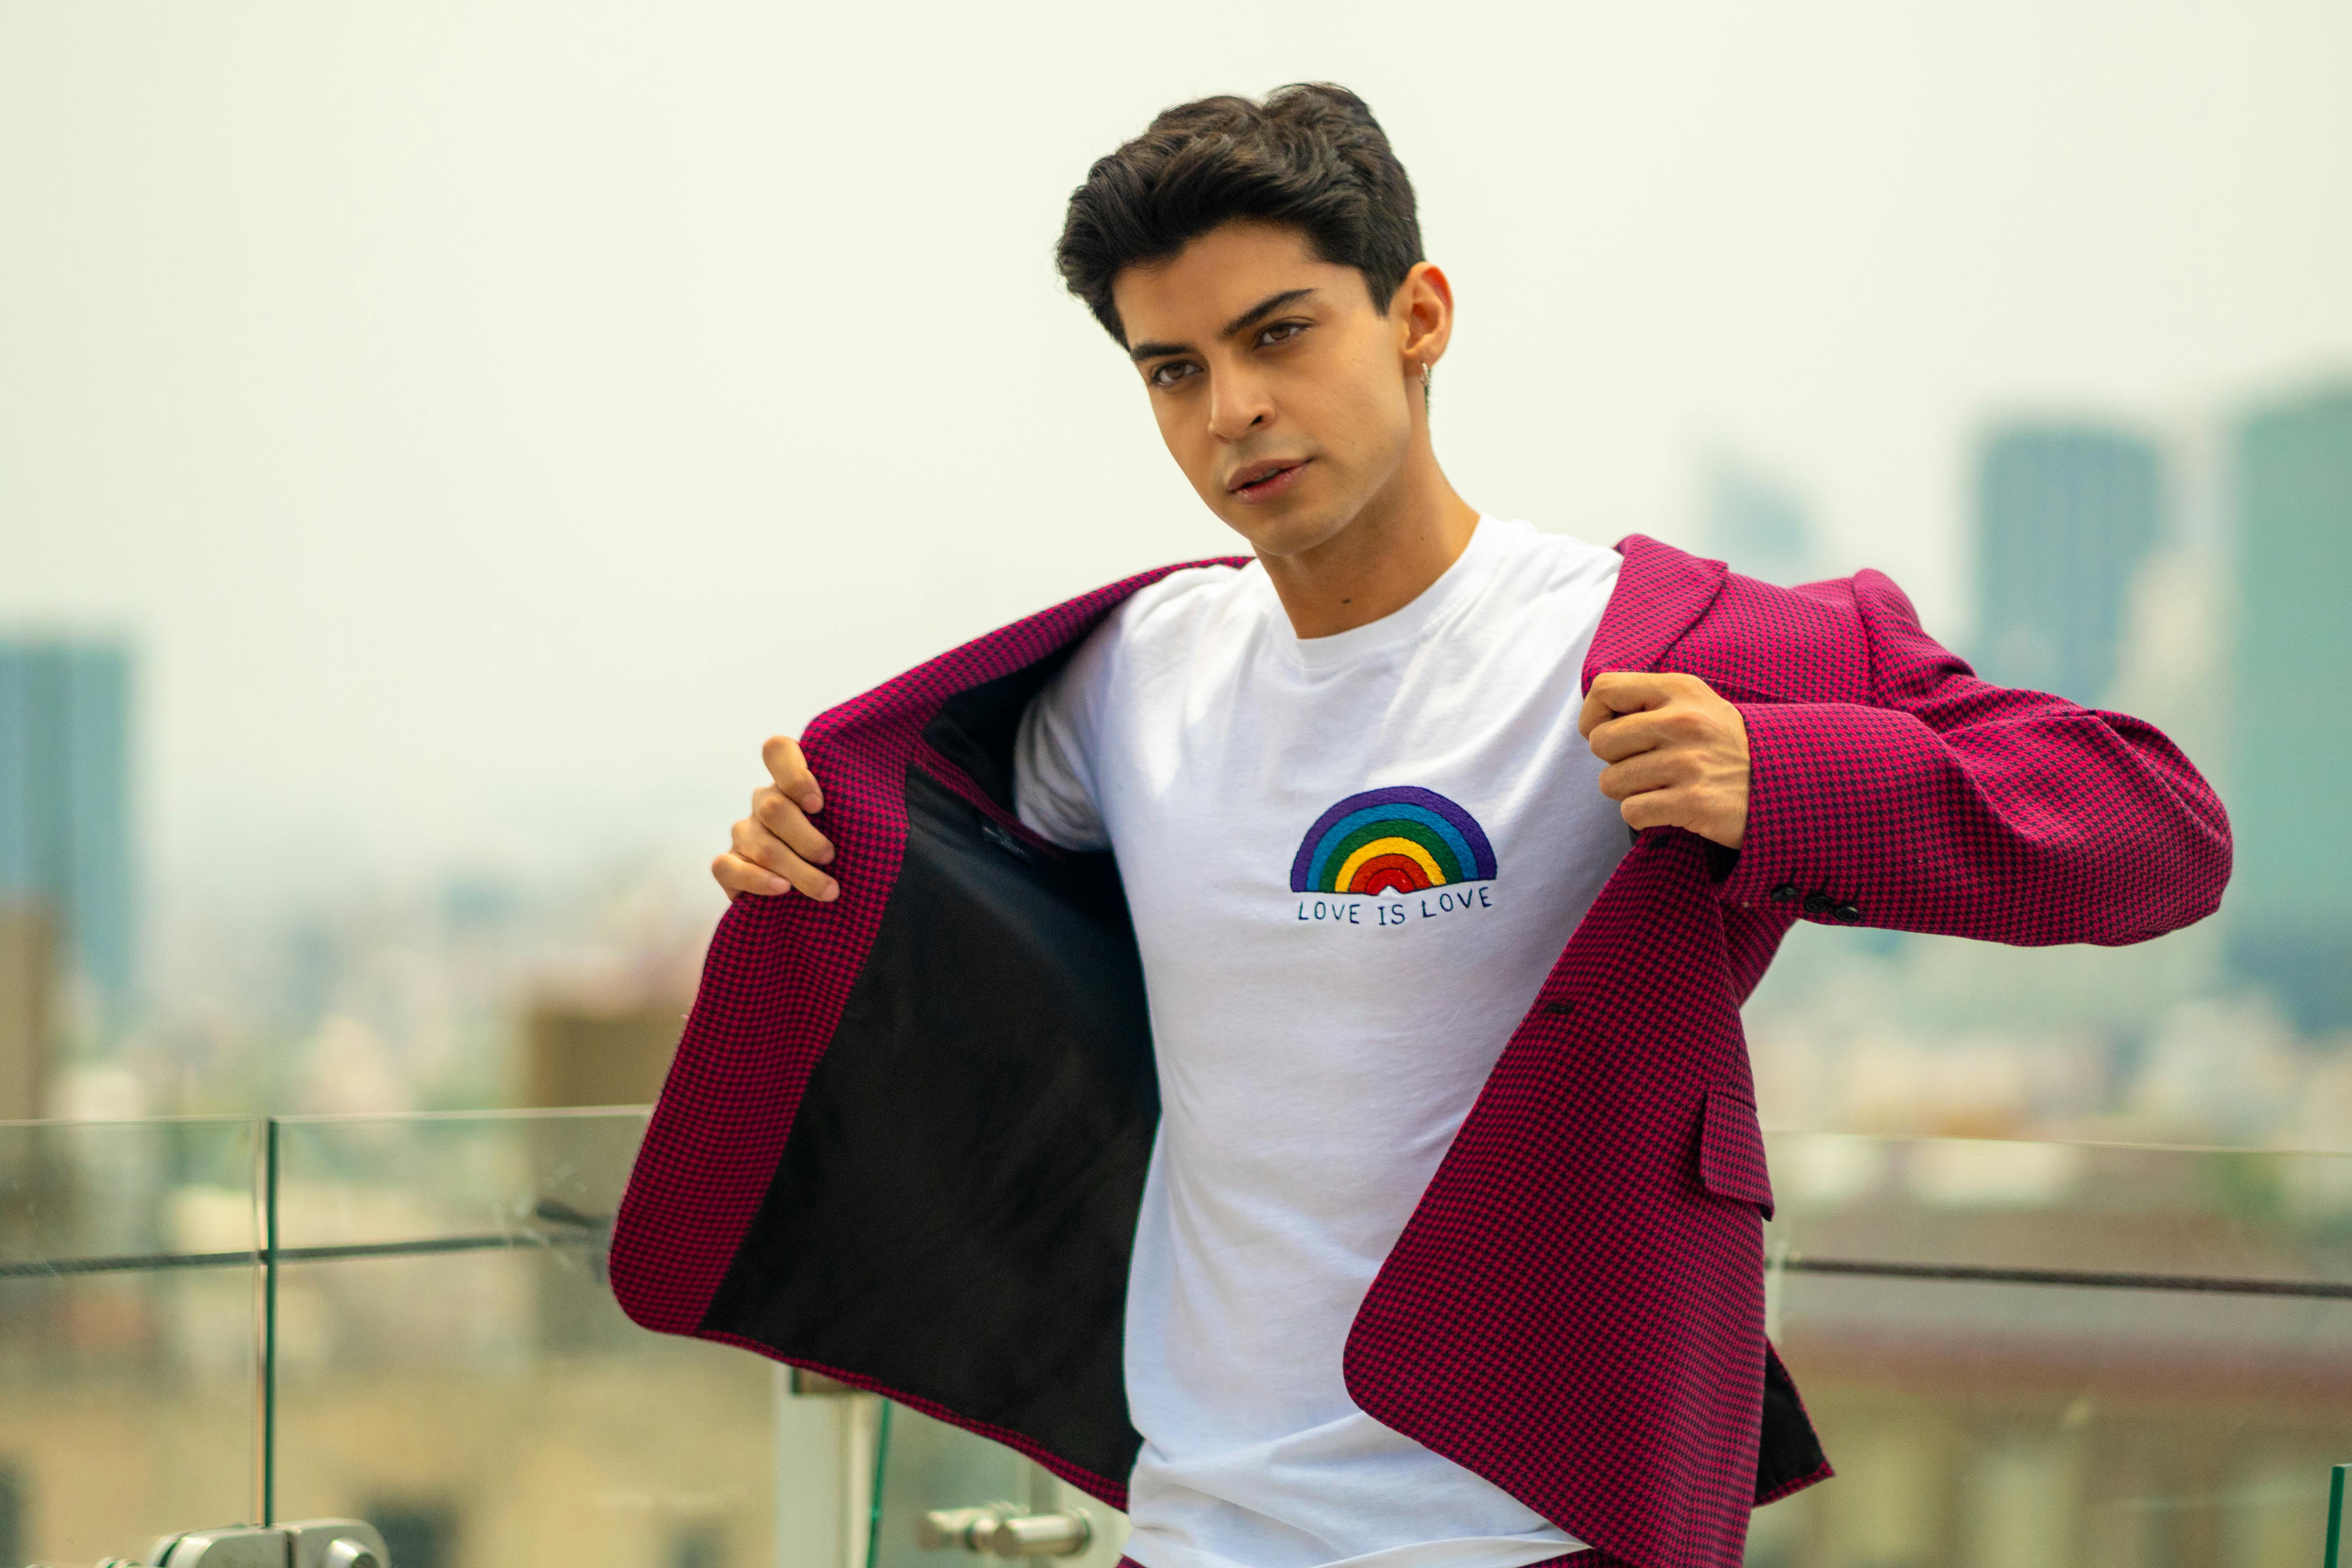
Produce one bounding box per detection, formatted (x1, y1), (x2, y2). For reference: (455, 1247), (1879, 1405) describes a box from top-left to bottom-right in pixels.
(1393, 261), (1455, 374)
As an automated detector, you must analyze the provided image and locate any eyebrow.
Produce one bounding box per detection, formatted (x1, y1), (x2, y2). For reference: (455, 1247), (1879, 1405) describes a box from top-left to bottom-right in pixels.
(1127, 287), (1319, 363)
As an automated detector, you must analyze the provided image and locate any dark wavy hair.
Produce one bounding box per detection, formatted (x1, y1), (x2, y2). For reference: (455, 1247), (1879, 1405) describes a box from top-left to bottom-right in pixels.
(1055, 84), (1424, 346)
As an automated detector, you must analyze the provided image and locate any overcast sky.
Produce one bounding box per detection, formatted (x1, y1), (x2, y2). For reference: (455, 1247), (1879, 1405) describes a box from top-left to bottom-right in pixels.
(4, 0), (2349, 907)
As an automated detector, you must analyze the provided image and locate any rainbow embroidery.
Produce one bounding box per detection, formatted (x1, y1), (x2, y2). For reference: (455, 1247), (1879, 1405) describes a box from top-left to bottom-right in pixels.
(1289, 786), (1498, 896)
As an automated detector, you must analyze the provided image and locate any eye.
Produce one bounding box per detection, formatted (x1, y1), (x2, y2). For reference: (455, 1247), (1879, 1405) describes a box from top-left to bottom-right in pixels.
(1147, 360), (1200, 390)
(1256, 320), (1308, 347)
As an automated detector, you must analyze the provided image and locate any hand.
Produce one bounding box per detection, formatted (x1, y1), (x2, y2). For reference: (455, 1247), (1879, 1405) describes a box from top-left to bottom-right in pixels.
(711, 735), (840, 902)
(1577, 671), (1750, 849)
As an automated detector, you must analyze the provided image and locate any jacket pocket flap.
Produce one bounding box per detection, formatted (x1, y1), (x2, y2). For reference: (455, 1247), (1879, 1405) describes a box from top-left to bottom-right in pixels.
(1699, 1090), (1775, 1218)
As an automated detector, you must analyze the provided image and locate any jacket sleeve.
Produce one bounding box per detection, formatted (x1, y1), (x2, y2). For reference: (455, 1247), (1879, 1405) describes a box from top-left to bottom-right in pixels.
(1711, 569), (2232, 947)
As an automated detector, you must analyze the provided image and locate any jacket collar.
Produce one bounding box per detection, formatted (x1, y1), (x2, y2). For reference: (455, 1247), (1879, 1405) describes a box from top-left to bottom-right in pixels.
(1582, 533), (1730, 693)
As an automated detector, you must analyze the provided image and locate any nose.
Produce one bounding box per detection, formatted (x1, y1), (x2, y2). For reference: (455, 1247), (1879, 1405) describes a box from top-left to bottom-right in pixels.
(1206, 362), (1274, 443)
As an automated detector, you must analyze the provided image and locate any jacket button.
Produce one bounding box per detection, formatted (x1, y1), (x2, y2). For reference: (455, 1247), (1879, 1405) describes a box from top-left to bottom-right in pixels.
(1802, 892), (1832, 916)
(1833, 902), (1863, 924)
(1769, 884), (1800, 904)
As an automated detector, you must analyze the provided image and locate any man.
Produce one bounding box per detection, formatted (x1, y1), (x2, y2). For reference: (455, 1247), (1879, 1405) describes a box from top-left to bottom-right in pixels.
(611, 87), (2229, 1568)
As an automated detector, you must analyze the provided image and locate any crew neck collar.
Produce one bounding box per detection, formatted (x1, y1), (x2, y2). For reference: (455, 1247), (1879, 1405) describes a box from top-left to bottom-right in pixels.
(1262, 516), (1509, 670)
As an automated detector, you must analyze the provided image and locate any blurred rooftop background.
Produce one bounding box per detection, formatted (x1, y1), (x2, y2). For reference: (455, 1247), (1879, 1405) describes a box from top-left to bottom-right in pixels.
(2, 0), (2350, 1140)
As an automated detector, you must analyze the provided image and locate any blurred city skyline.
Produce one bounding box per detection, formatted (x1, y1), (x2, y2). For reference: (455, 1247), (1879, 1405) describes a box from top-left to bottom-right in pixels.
(4, 2), (2352, 1131)
(6, 2), (2351, 900)
(42, 370), (2348, 1134)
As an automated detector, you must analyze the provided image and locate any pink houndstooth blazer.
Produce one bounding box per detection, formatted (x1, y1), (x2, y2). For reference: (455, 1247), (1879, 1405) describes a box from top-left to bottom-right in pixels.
(607, 536), (2230, 1568)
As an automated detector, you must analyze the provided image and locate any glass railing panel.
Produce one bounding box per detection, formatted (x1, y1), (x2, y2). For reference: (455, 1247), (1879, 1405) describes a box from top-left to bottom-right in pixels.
(869, 1401), (1128, 1568)
(267, 1109), (785, 1568)
(865, 1134), (2352, 1568)
(17, 1112), (2337, 1566)
(869, 1399), (1027, 1568)
(0, 1116), (262, 1566)
(1750, 1134), (2352, 1567)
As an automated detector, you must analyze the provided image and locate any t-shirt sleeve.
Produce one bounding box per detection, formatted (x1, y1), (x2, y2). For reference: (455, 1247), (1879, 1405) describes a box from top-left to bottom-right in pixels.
(1013, 616), (1118, 852)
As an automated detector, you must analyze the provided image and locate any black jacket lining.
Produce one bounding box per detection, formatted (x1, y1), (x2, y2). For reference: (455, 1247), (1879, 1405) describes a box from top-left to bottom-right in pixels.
(1758, 1341), (1828, 1499)
(700, 761), (1157, 1482)
(922, 654), (1074, 813)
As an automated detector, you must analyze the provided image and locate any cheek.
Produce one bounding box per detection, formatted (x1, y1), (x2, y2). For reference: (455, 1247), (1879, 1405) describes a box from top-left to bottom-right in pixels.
(1153, 401), (1222, 496)
(1326, 356), (1413, 465)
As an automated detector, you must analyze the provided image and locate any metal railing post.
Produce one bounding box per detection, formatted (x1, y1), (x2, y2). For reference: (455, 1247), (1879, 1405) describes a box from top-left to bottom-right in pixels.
(261, 1118), (279, 1526)
(2327, 1464), (2350, 1568)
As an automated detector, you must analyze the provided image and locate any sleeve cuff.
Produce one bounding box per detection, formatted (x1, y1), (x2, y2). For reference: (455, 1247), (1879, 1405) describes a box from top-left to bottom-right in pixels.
(1714, 701), (1922, 926)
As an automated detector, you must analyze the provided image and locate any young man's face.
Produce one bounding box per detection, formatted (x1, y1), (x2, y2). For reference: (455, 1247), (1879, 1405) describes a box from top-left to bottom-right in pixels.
(1112, 221), (1429, 561)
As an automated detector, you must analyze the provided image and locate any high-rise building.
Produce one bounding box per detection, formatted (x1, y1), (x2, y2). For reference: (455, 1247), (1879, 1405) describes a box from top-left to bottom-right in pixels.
(1973, 424), (2165, 706)
(2227, 385), (2352, 1031)
(0, 640), (134, 1010)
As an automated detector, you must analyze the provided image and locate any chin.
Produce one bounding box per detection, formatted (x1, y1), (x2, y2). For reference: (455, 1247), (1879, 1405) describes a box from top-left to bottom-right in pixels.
(1215, 498), (1356, 561)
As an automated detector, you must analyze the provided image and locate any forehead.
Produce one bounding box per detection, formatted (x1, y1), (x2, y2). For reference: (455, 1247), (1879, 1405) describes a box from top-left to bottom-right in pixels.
(1111, 221), (1362, 343)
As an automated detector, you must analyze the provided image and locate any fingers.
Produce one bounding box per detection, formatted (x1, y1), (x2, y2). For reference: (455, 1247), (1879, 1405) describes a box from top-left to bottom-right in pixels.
(753, 784), (835, 867)
(1577, 671), (1681, 738)
(1601, 748), (1749, 849)
(712, 851), (782, 902)
(1613, 783), (1746, 849)
(1596, 749), (1687, 803)
(1586, 704), (1712, 764)
(763, 735), (823, 813)
(711, 847), (840, 902)
(1575, 688), (1616, 741)
(729, 813), (839, 901)
(707, 735), (840, 904)
(1586, 712), (1656, 765)
(1583, 673), (1748, 849)
(1617, 786), (1699, 833)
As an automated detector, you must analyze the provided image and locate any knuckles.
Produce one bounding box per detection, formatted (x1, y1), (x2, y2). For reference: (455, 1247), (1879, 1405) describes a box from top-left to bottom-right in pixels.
(1655, 708), (1710, 741)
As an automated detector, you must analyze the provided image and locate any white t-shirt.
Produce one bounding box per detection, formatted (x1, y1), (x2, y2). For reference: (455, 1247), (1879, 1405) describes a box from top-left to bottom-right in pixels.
(1013, 518), (1630, 1568)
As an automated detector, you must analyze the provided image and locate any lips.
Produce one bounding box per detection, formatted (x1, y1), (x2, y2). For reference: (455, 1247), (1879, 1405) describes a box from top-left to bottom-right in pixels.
(1227, 458), (1308, 499)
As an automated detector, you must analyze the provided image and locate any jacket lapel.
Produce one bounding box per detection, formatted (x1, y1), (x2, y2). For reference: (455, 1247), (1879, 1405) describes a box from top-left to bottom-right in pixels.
(1583, 534), (1730, 692)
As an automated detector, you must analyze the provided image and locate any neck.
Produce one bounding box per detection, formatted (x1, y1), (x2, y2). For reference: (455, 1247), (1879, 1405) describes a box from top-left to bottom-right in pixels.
(1256, 437), (1480, 640)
